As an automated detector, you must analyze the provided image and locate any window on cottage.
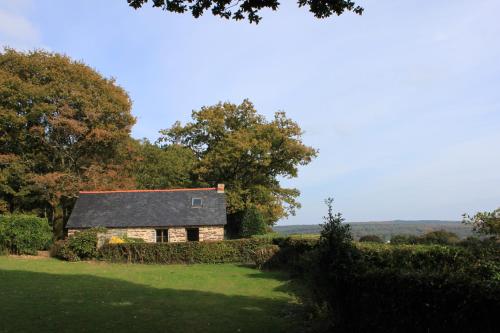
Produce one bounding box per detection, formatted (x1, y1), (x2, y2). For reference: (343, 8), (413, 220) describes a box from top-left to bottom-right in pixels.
(192, 198), (203, 208)
(156, 229), (168, 243)
(187, 228), (199, 242)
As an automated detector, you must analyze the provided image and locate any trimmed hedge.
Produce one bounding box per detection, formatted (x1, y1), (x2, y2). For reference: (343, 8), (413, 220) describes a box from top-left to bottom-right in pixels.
(0, 214), (52, 255)
(281, 238), (500, 332)
(326, 270), (499, 332)
(256, 236), (500, 331)
(357, 243), (500, 281)
(268, 237), (318, 272)
(99, 238), (271, 264)
(252, 244), (280, 269)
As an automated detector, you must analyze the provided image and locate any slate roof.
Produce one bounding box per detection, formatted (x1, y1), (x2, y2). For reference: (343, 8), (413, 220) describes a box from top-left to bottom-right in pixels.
(66, 188), (227, 229)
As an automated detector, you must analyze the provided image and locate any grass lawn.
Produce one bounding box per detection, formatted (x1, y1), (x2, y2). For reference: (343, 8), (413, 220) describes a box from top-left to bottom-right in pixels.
(0, 256), (302, 333)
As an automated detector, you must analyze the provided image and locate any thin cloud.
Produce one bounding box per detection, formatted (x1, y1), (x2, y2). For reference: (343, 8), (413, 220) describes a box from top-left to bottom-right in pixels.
(0, 5), (41, 50)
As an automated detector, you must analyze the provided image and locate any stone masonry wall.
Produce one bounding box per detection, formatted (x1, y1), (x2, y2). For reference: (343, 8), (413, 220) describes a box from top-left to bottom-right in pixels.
(199, 226), (224, 241)
(68, 226), (223, 243)
(67, 229), (78, 237)
(126, 228), (156, 243)
(168, 227), (187, 243)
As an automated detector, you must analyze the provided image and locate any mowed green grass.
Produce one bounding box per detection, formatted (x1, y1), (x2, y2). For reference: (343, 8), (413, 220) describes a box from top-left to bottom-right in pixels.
(0, 257), (301, 333)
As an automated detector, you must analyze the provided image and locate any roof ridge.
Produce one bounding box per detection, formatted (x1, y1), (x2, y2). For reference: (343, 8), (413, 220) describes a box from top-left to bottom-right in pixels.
(79, 187), (216, 194)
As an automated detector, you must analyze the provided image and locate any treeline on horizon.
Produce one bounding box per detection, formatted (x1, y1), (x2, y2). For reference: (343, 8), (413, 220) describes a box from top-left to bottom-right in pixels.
(274, 220), (474, 240)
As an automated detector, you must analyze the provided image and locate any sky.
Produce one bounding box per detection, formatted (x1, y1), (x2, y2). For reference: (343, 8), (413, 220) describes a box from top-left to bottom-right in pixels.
(1, 0), (499, 224)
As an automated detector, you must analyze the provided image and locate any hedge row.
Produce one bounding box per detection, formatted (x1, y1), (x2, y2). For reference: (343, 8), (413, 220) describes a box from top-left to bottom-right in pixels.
(265, 237), (318, 272)
(98, 238), (271, 264)
(324, 270), (499, 332)
(357, 242), (500, 281)
(266, 236), (500, 331)
(262, 238), (499, 282)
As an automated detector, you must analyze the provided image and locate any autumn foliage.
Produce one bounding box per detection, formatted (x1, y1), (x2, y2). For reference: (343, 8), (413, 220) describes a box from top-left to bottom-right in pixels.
(0, 49), (136, 234)
(1, 49), (316, 238)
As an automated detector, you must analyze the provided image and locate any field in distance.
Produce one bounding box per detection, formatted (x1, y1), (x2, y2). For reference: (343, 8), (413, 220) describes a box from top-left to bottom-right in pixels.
(274, 220), (473, 241)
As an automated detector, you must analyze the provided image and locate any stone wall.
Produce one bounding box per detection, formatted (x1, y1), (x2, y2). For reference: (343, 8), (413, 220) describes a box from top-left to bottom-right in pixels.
(67, 229), (78, 237)
(127, 228), (156, 243)
(168, 227), (187, 243)
(199, 226), (224, 241)
(67, 226), (224, 243)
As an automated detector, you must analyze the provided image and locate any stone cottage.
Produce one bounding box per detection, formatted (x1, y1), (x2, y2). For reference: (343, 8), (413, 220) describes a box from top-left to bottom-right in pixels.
(65, 184), (226, 242)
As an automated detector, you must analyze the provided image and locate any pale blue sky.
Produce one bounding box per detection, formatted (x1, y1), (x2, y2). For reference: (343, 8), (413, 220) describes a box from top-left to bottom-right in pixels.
(1, 0), (499, 224)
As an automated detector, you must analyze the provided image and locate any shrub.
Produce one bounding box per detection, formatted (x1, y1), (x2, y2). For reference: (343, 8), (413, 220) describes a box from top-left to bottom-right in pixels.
(359, 235), (383, 243)
(390, 234), (419, 244)
(299, 198), (361, 327)
(52, 227), (105, 261)
(68, 228), (102, 259)
(50, 240), (79, 262)
(418, 229), (459, 245)
(99, 238), (270, 264)
(251, 244), (280, 269)
(0, 214), (52, 255)
(240, 206), (268, 238)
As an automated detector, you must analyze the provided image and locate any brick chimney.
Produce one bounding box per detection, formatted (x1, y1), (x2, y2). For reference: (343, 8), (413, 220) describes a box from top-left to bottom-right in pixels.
(217, 184), (225, 193)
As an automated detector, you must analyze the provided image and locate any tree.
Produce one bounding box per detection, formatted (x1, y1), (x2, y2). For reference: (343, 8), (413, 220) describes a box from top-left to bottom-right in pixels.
(127, 0), (363, 24)
(158, 100), (317, 235)
(132, 139), (197, 189)
(0, 49), (136, 233)
(302, 198), (360, 328)
(240, 206), (268, 237)
(463, 208), (500, 239)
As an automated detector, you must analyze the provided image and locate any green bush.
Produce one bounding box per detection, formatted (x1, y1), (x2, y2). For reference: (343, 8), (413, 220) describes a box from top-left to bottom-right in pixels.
(67, 228), (103, 259)
(0, 214), (52, 255)
(51, 228), (105, 261)
(358, 234), (384, 243)
(98, 238), (270, 264)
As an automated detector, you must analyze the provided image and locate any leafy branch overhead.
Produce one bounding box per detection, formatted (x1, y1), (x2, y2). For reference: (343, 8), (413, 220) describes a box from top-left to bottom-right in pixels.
(127, 0), (364, 23)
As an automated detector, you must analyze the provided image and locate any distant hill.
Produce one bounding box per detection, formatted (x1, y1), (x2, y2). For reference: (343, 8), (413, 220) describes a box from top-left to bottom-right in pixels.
(274, 220), (474, 241)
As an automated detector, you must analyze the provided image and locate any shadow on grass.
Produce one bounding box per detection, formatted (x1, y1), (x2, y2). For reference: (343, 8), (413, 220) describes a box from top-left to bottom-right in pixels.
(0, 268), (304, 333)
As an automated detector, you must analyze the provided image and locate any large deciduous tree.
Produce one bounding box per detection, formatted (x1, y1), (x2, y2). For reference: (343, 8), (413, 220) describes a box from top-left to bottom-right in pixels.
(132, 139), (197, 189)
(0, 49), (136, 233)
(127, 0), (363, 24)
(158, 100), (317, 235)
